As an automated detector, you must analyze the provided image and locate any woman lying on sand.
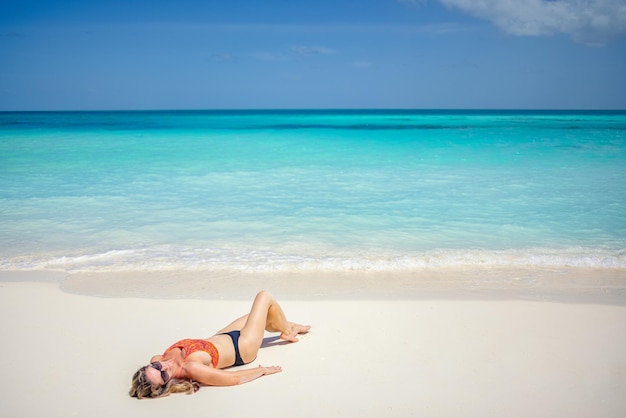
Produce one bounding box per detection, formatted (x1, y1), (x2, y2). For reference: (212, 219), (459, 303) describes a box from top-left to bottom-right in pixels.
(130, 290), (310, 398)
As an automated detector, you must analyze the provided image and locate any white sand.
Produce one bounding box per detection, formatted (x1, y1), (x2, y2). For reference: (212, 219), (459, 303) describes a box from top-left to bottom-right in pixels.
(1, 273), (626, 417)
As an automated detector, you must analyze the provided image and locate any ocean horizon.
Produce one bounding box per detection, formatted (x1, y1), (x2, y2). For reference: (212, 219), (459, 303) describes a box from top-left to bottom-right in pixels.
(1, 109), (625, 273)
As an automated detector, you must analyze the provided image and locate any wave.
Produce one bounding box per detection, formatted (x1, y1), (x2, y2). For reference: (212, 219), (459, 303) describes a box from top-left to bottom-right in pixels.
(1, 246), (625, 273)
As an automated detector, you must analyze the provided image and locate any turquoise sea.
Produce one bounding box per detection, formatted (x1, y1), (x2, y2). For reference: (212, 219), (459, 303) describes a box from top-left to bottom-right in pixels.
(1, 110), (625, 273)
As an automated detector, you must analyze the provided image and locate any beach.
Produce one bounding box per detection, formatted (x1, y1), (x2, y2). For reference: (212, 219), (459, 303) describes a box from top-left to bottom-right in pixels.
(2, 269), (625, 418)
(2, 111), (625, 416)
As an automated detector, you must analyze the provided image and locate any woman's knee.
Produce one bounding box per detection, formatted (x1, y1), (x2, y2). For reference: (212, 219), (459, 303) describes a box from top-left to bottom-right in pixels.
(255, 290), (274, 303)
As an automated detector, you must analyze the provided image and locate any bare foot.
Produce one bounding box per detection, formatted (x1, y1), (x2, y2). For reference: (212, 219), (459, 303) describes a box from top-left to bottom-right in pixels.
(280, 322), (311, 342)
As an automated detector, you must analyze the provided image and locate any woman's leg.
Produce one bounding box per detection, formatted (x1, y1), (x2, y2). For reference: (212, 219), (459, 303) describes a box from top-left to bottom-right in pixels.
(216, 314), (249, 335)
(236, 291), (309, 363)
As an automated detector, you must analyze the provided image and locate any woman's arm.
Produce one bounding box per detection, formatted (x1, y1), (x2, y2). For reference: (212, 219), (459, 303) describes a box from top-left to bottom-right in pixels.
(185, 362), (282, 386)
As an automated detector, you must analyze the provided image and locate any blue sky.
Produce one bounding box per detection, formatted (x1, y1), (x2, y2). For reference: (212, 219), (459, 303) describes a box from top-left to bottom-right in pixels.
(1, 0), (625, 110)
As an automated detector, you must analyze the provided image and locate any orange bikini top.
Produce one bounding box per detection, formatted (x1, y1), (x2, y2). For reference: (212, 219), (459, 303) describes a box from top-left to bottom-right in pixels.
(163, 339), (219, 368)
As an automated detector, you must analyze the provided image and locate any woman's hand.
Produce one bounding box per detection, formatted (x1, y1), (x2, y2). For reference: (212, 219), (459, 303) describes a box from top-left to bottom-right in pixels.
(260, 365), (282, 375)
(235, 365), (282, 384)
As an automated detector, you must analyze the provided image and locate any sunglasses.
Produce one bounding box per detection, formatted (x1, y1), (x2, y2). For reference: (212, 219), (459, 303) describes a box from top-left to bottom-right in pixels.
(150, 362), (169, 383)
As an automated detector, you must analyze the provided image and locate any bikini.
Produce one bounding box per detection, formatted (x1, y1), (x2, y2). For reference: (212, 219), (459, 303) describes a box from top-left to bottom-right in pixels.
(163, 330), (245, 368)
(221, 330), (246, 367)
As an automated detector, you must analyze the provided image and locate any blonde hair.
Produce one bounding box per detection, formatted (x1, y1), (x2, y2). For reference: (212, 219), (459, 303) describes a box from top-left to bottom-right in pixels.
(129, 366), (200, 399)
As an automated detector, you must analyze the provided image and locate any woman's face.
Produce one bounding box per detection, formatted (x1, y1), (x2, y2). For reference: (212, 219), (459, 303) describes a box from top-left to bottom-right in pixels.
(145, 362), (169, 386)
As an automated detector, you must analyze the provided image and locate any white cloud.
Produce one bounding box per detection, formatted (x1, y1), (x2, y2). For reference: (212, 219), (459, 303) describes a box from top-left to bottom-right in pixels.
(252, 52), (290, 61)
(439, 0), (626, 44)
(207, 53), (238, 62)
(352, 61), (373, 68)
(4, 31), (28, 38)
(415, 22), (472, 35)
(291, 45), (335, 56)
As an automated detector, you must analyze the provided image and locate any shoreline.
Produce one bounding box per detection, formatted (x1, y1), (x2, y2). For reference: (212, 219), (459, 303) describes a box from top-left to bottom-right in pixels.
(3, 267), (625, 305)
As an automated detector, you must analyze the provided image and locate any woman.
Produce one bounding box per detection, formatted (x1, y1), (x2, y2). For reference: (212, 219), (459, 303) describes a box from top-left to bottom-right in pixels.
(130, 290), (310, 398)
